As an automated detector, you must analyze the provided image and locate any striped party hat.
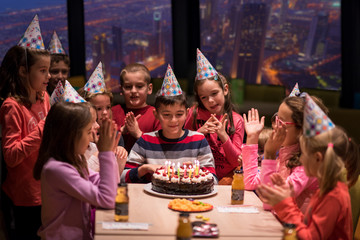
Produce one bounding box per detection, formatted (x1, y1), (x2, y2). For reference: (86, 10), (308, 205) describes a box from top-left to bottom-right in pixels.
(160, 64), (183, 96)
(48, 31), (66, 54)
(303, 94), (335, 137)
(64, 80), (86, 103)
(18, 15), (45, 50)
(50, 81), (65, 105)
(289, 83), (300, 97)
(84, 62), (106, 93)
(195, 48), (218, 81)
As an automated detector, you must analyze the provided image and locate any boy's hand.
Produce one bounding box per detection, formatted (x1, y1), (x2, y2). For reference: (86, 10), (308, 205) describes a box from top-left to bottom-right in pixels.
(198, 115), (218, 135)
(264, 118), (286, 159)
(243, 108), (265, 145)
(97, 117), (120, 152)
(124, 112), (142, 139)
(138, 164), (162, 178)
(114, 146), (128, 176)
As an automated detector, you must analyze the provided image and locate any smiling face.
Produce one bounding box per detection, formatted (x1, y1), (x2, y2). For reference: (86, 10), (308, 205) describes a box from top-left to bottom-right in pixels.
(154, 102), (187, 139)
(277, 102), (302, 146)
(121, 71), (152, 109)
(28, 55), (51, 93)
(196, 79), (228, 116)
(48, 60), (69, 92)
(90, 94), (112, 123)
(74, 120), (93, 155)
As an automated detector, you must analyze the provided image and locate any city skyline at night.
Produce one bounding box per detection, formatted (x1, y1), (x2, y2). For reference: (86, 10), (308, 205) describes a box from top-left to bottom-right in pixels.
(0, 0), (341, 92)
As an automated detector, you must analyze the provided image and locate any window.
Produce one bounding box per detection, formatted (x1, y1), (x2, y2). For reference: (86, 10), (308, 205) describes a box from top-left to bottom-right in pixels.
(84, 0), (173, 92)
(0, 0), (68, 63)
(199, 0), (341, 91)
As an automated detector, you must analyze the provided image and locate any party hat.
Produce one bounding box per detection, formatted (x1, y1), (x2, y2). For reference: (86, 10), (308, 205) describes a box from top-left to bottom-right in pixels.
(195, 48), (218, 81)
(303, 94), (335, 137)
(48, 31), (66, 54)
(160, 64), (183, 96)
(64, 80), (86, 103)
(84, 62), (106, 93)
(18, 15), (45, 50)
(50, 81), (65, 106)
(289, 83), (300, 97)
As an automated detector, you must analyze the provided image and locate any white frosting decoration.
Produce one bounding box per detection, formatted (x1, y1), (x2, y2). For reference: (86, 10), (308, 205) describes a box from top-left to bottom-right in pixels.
(171, 176), (179, 183)
(199, 174), (207, 182)
(153, 172), (162, 180)
(205, 172), (213, 180)
(161, 174), (169, 181)
(192, 175), (201, 183)
(181, 176), (191, 183)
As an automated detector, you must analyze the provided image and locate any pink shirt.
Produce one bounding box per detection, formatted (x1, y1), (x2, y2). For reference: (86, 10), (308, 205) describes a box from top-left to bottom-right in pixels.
(0, 95), (50, 206)
(242, 143), (318, 212)
(184, 107), (244, 180)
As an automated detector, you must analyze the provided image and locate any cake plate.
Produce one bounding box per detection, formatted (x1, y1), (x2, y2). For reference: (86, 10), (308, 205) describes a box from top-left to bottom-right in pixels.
(143, 183), (218, 199)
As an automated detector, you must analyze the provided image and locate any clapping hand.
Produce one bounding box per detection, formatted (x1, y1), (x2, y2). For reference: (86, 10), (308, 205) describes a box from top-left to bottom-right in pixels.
(256, 173), (294, 206)
(243, 108), (265, 144)
(97, 117), (120, 153)
(124, 112), (142, 139)
(264, 117), (286, 159)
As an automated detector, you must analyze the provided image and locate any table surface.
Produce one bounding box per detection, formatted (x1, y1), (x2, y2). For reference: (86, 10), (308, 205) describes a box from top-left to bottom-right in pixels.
(95, 184), (283, 239)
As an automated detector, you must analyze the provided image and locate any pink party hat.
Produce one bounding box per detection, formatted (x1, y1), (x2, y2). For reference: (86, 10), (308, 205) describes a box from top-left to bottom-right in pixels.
(289, 83), (300, 97)
(303, 94), (335, 137)
(64, 80), (86, 103)
(160, 64), (183, 96)
(84, 62), (106, 93)
(18, 15), (45, 50)
(50, 81), (65, 105)
(48, 31), (66, 54)
(195, 48), (218, 81)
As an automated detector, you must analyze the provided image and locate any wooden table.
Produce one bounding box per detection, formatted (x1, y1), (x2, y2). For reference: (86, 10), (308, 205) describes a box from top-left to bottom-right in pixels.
(95, 184), (283, 239)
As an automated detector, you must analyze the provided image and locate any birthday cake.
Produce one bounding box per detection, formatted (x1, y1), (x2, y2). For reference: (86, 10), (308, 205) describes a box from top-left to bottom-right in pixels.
(151, 163), (214, 195)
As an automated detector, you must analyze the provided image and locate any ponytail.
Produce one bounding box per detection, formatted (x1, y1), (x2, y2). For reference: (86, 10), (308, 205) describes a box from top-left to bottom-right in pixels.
(319, 143), (344, 196)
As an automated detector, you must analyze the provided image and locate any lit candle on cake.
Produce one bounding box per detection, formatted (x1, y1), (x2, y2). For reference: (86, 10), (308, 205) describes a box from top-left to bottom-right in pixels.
(197, 160), (200, 176)
(184, 165), (187, 178)
(171, 162), (175, 178)
(189, 165), (193, 178)
(167, 161), (171, 177)
(177, 162), (180, 178)
(164, 161), (168, 175)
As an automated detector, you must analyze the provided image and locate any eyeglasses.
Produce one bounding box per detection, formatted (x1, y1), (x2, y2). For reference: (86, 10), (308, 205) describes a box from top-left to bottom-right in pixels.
(276, 116), (296, 126)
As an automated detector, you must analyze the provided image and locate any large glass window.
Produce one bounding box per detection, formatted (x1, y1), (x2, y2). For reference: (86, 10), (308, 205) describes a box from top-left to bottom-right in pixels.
(199, 0), (341, 91)
(84, 0), (173, 92)
(0, 0), (68, 63)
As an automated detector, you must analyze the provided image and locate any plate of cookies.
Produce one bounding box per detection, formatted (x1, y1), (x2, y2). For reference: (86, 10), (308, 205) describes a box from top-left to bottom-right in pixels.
(168, 198), (213, 212)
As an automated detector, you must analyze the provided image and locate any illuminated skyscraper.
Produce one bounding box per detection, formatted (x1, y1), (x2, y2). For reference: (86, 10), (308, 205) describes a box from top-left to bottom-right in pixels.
(304, 12), (329, 60)
(230, 1), (270, 84)
(152, 11), (162, 56)
(112, 26), (123, 62)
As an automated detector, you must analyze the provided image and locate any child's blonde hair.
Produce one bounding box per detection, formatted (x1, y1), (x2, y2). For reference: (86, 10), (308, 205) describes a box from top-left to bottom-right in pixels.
(119, 63), (151, 86)
(300, 126), (360, 196)
(258, 127), (272, 152)
(192, 72), (236, 135)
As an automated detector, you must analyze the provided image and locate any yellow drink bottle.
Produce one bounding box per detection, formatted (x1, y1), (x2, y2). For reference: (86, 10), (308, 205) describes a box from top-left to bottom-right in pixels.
(231, 169), (244, 205)
(114, 183), (129, 222)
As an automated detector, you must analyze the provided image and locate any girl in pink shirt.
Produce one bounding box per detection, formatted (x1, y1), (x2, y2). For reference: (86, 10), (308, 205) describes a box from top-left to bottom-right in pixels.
(185, 72), (244, 184)
(242, 96), (328, 212)
(33, 102), (119, 239)
(0, 45), (51, 239)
